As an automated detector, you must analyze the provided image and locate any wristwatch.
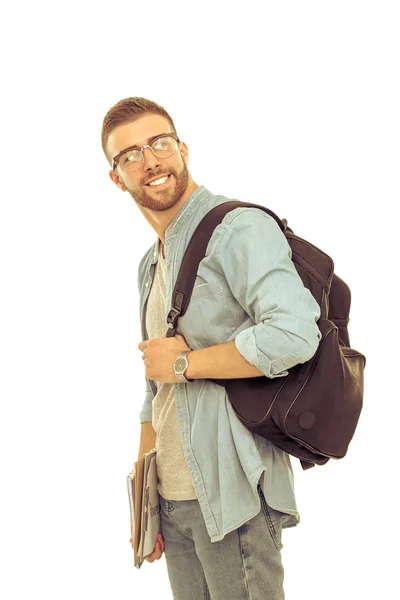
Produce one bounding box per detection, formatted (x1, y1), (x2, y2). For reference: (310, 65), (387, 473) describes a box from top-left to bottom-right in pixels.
(173, 350), (193, 383)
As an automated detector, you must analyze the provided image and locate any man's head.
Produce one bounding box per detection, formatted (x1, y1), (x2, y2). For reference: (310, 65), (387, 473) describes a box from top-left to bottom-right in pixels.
(102, 97), (196, 213)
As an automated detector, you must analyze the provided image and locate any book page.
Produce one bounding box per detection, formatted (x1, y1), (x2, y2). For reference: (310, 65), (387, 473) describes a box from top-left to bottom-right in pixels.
(142, 454), (161, 558)
(133, 458), (145, 562)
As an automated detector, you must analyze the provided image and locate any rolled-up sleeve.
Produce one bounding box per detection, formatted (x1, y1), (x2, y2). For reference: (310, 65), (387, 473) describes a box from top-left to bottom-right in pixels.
(215, 208), (322, 378)
(139, 375), (154, 423)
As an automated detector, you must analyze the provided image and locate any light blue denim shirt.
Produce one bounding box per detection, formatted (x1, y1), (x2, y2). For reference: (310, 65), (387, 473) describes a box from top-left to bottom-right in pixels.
(137, 185), (321, 542)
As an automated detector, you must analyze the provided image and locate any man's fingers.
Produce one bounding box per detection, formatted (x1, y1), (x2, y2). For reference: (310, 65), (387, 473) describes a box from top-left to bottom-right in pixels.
(154, 533), (164, 552)
(146, 539), (163, 561)
(154, 539), (162, 556)
(130, 535), (164, 561)
(146, 554), (155, 563)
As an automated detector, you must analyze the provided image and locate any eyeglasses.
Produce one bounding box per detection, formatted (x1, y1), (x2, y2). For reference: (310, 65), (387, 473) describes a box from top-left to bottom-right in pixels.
(112, 132), (181, 172)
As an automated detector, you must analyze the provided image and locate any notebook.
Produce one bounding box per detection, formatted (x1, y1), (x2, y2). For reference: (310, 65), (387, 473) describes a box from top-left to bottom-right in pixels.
(127, 448), (161, 569)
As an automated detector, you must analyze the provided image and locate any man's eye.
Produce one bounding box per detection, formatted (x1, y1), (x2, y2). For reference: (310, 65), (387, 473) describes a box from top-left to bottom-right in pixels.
(153, 139), (169, 150)
(124, 151), (141, 163)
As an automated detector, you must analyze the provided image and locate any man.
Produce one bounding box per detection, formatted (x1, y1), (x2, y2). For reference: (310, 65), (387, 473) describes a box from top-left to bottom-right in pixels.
(101, 97), (321, 599)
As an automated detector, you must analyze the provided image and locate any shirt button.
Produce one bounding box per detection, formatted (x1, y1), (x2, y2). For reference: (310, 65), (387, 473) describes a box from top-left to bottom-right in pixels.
(145, 282), (149, 288)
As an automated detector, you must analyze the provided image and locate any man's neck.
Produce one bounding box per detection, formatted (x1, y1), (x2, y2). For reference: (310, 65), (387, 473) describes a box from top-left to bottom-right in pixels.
(137, 181), (199, 244)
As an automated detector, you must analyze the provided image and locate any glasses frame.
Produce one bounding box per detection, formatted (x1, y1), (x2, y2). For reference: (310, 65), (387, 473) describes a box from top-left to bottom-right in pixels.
(112, 132), (181, 171)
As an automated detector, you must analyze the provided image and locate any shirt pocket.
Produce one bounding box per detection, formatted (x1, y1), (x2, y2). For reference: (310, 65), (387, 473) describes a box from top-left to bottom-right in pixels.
(190, 281), (223, 302)
(177, 280), (237, 349)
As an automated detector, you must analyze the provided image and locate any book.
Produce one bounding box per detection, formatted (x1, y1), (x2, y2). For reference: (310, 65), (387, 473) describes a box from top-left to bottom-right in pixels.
(127, 448), (161, 569)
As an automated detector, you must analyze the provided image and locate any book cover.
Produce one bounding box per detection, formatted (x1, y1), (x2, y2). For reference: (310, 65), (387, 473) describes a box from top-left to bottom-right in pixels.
(127, 448), (160, 569)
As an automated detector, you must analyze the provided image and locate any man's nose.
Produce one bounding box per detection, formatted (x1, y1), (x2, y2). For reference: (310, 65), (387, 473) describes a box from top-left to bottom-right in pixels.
(142, 146), (161, 171)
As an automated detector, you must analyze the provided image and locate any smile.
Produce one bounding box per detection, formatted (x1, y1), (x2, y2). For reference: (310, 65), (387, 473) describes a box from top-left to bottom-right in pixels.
(147, 174), (171, 187)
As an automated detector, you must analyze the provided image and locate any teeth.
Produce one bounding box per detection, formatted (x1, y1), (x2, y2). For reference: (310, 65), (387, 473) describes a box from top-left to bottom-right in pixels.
(149, 175), (168, 186)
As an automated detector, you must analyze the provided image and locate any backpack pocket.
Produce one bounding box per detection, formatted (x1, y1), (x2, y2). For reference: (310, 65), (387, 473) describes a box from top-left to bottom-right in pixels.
(223, 317), (365, 463)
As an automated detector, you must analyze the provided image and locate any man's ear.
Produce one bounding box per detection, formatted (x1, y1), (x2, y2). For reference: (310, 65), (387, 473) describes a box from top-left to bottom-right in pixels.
(109, 170), (127, 191)
(179, 142), (189, 165)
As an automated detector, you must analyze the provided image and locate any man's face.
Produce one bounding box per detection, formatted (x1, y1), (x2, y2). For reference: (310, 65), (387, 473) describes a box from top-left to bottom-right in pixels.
(107, 114), (190, 212)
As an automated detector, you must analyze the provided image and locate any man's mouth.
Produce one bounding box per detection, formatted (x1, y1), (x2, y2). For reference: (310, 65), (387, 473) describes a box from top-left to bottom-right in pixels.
(146, 174), (171, 187)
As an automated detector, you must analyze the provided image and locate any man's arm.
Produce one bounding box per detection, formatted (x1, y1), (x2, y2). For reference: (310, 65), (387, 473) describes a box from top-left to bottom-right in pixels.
(138, 421), (156, 460)
(185, 339), (264, 379)
(186, 208), (321, 381)
(138, 376), (155, 458)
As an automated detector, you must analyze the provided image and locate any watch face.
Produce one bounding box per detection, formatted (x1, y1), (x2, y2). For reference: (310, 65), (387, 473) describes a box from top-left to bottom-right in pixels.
(175, 358), (186, 372)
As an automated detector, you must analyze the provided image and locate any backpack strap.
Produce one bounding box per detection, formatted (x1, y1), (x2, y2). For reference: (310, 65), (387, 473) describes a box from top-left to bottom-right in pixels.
(166, 201), (284, 337)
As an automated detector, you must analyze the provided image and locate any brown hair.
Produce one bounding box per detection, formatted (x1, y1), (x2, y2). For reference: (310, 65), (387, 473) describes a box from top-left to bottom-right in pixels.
(101, 97), (177, 165)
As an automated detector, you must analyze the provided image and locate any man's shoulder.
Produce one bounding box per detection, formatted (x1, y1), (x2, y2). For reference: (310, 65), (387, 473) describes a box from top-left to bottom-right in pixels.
(199, 193), (283, 242)
(201, 190), (279, 224)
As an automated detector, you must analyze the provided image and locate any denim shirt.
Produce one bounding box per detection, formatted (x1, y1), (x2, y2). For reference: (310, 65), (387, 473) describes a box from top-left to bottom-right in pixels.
(137, 185), (321, 542)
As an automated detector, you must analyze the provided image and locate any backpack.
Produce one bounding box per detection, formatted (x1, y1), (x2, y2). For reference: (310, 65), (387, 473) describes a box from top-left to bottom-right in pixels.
(166, 202), (366, 470)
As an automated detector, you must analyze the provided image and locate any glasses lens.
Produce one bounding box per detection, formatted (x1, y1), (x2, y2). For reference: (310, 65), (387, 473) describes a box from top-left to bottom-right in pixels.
(151, 135), (178, 158)
(117, 136), (178, 172)
(118, 148), (143, 172)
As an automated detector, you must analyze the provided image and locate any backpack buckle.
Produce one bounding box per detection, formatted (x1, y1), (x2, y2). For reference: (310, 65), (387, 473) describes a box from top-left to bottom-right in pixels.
(167, 308), (181, 329)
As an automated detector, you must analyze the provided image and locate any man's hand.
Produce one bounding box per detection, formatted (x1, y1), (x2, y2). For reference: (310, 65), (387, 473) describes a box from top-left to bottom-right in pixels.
(129, 533), (165, 562)
(138, 333), (191, 383)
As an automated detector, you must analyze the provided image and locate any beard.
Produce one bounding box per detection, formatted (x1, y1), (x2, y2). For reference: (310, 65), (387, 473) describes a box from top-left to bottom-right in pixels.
(127, 161), (190, 212)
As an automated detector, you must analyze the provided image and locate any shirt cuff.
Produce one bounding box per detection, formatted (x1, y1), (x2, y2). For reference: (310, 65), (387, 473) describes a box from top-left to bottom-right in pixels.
(235, 326), (300, 379)
(139, 391), (154, 423)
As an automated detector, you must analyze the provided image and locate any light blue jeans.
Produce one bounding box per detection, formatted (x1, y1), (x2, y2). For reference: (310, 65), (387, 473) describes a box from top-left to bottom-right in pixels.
(159, 484), (287, 599)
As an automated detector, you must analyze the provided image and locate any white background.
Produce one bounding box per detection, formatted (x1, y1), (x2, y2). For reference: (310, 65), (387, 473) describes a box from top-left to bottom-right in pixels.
(1, 1), (398, 599)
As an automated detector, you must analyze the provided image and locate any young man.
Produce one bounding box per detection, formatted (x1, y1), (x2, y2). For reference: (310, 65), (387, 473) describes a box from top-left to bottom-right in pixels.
(102, 97), (321, 599)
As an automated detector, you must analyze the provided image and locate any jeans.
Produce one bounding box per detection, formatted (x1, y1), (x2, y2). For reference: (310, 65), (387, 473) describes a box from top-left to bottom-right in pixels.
(159, 484), (287, 599)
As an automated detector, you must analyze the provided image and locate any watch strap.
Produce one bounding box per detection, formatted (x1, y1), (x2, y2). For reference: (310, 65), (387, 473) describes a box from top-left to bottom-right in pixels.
(173, 351), (193, 383)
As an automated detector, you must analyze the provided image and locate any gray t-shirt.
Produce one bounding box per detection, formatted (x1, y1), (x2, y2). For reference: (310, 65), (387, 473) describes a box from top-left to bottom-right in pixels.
(145, 242), (197, 500)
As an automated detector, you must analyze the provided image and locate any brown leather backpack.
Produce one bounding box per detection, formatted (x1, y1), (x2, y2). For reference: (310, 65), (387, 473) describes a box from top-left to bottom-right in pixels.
(166, 202), (366, 470)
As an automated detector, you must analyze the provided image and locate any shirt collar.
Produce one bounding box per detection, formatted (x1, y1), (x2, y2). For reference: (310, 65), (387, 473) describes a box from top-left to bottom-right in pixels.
(150, 184), (208, 265)
(166, 185), (208, 235)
